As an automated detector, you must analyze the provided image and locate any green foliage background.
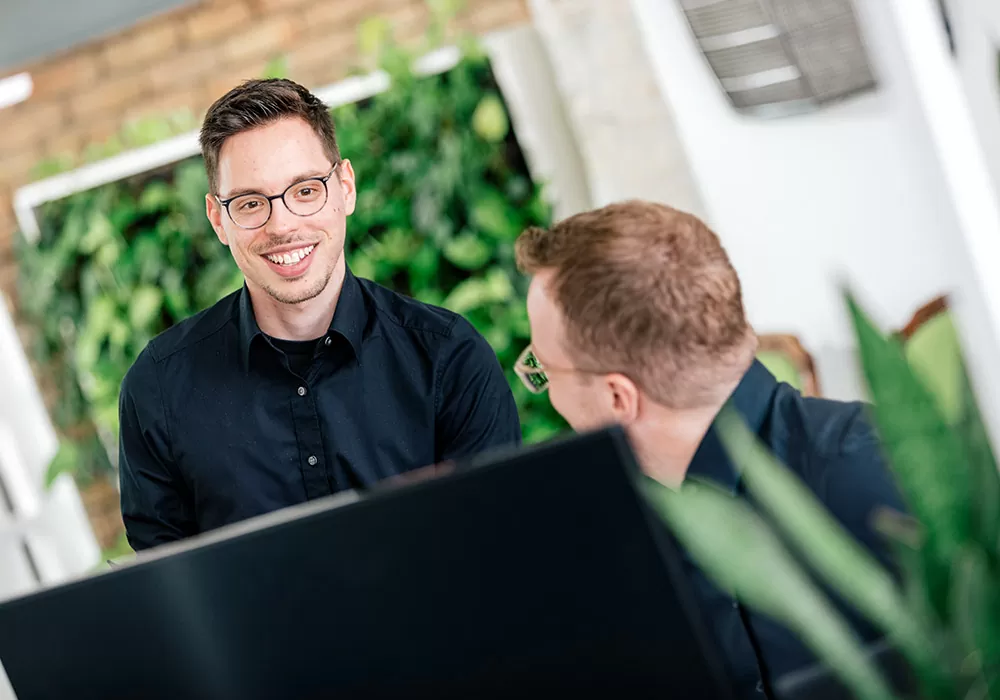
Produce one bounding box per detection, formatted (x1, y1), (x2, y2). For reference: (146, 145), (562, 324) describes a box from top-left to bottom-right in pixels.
(15, 9), (567, 486)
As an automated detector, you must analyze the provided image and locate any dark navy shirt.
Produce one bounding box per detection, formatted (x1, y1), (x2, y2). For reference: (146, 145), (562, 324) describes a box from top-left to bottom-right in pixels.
(683, 360), (906, 699)
(118, 265), (521, 551)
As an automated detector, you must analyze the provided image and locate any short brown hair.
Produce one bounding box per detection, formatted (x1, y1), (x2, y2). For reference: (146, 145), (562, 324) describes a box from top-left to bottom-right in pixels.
(515, 200), (757, 408)
(199, 78), (341, 195)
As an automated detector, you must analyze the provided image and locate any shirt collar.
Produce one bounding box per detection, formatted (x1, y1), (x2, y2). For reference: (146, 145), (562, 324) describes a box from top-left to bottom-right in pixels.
(238, 264), (368, 372)
(685, 359), (778, 494)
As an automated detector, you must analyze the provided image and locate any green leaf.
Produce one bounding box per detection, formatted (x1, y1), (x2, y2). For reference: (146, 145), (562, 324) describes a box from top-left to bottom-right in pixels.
(44, 440), (81, 488)
(954, 357), (1000, 554)
(471, 93), (509, 143)
(846, 293), (974, 565)
(79, 210), (115, 254)
(950, 546), (1000, 695)
(138, 181), (175, 213)
(261, 54), (287, 79)
(441, 278), (491, 314)
(471, 190), (520, 241)
(642, 478), (897, 700)
(128, 286), (163, 329)
(443, 231), (492, 269)
(358, 16), (392, 59)
(716, 407), (940, 677)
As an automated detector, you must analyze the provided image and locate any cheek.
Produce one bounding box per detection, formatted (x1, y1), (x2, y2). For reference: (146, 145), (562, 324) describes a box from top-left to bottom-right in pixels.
(548, 379), (586, 422)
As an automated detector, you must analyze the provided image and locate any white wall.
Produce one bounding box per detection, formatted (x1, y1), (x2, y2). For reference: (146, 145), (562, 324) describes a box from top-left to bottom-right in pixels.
(946, 0), (1000, 202)
(629, 0), (989, 401)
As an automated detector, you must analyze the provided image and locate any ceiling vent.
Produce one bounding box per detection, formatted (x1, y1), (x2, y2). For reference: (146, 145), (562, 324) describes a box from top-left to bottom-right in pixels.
(676, 0), (877, 116)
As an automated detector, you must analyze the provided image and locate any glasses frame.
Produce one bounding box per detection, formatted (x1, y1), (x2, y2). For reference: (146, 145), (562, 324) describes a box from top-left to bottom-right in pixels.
(216, 163), (340, 230)
(514, 344), (551, 394)
(514, 343), (614, 395)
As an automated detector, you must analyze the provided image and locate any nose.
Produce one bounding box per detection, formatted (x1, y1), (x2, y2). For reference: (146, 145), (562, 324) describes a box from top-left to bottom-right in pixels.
(264, 197), (298, 235)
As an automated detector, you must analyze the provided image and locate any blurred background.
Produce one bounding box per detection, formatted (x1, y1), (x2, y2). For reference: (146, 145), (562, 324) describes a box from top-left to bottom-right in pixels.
(0, 0), (998, 674)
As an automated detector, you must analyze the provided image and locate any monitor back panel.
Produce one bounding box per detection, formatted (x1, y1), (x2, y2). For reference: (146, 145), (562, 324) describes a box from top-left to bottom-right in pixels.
(0, 428), (732, 700)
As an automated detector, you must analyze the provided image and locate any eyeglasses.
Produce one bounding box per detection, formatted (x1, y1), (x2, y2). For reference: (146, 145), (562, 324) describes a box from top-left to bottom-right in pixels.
(514, 343), (614, 394)
(514, 345), (551, 394)
(216, 164), (339, 230)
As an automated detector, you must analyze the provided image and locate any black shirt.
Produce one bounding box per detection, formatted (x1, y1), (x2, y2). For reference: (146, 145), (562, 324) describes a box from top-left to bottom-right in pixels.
(682, 360), (906, 698)
(118, 265), (522, 551)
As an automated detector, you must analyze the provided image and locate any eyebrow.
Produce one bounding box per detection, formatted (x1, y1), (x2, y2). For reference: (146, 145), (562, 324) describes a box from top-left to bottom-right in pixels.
(220, 169), (332, 200)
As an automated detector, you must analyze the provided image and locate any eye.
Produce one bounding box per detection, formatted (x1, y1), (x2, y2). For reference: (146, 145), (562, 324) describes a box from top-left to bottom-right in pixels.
(292, 182), (323, 200)
(238, 199), (261, 212)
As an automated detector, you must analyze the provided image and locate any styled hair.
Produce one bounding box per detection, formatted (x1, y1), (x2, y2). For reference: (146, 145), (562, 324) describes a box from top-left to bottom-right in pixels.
(515, 200), (757, 408)
(199, 78), (341, 194)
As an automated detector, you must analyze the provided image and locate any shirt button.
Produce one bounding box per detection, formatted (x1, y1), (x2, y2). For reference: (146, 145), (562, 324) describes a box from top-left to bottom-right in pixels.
(732, 600), (739, 609)
(324, 337), (332, 347)
(755, 680), (764, 694)
(307, 455), (318, 466)
(297, 386), (307, 396)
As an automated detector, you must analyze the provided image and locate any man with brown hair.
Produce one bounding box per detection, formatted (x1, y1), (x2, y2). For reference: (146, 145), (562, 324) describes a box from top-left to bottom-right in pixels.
(117, 79), (520, 551)
(514, 200), (906, 698)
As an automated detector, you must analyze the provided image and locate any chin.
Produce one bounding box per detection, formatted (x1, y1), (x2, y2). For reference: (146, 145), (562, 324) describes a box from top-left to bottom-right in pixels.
(264, 276), (329, 305)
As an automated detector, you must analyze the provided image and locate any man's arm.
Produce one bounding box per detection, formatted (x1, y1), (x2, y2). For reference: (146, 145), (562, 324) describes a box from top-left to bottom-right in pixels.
(118, 347), (197, 551)
(434, 316), (522, 463)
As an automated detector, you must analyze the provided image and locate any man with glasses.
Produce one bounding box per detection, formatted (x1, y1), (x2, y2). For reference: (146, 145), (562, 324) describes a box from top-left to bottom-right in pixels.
(117, 78), (520, 551)
(512, 200), (907, 699)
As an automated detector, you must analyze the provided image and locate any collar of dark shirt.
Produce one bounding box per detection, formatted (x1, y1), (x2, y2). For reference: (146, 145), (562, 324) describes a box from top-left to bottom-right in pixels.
(685, 359), (779, 494)
(238, 263), (368, 373)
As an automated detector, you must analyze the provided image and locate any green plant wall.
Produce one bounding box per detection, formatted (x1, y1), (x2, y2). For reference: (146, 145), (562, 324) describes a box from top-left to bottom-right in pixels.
(15, 11), (568, 486)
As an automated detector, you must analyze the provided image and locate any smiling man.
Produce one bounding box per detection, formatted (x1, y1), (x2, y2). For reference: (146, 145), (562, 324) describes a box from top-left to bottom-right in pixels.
(117, 78), (521, 551)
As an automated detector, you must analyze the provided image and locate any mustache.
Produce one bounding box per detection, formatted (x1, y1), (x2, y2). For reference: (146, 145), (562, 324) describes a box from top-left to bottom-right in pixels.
(249, 238), (319, 256)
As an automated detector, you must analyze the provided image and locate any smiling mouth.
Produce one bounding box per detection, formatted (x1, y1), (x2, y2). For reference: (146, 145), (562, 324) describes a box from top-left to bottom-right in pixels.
(263, 244), (316, 266)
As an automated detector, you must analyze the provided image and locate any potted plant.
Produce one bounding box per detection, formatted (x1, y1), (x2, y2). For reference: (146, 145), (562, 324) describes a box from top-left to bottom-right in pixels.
(643, 292), (1000, 699)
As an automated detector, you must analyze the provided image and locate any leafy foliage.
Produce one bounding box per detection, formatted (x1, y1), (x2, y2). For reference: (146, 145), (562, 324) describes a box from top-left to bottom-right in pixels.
(644, 293), (1000, 699)
(15, 4), (567, 487)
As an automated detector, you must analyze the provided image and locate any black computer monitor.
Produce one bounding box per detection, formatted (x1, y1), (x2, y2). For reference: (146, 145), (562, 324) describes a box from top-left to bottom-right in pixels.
(0, 426), (734, 699)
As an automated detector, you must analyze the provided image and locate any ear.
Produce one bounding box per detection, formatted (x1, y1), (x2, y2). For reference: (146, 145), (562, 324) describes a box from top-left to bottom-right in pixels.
(605, 373), (640, 424)
(337, 159), (357, 216)
(206, 194), (229, 246)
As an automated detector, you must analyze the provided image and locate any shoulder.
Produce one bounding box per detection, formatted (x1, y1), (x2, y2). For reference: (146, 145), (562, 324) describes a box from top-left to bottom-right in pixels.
(771, 385), (879, 461)
(142, 289), (240, 364)
(358, 277), (477, 342)
(769, 386), (906, 517)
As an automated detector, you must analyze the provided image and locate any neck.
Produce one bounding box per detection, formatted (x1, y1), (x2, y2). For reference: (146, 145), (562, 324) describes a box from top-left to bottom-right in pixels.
(248, 256), (346, 341)
(632, 382), (740, 488)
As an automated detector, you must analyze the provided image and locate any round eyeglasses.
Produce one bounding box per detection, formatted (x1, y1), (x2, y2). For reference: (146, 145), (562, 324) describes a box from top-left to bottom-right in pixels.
(217, 164), (339, 230)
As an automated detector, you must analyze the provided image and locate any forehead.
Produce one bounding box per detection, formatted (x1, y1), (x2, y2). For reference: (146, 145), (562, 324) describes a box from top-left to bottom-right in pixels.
(216, 117), (331, 194)
(526, 272), (571, 365)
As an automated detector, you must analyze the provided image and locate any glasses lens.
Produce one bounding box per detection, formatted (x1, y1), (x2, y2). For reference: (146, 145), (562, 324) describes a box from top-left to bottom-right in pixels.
(285, 179), (328, 216)
(230, 195), (270, 229)
(515, 347), (549, 394)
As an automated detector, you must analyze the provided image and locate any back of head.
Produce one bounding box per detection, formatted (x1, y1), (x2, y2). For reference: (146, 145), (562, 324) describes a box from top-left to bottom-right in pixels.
(199, 78), (341, 195)
(515, 200), (757, 409)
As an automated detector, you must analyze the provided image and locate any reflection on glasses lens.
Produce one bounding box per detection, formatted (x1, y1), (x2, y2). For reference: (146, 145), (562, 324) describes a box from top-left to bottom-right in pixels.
(517, 349), (549, 393)
(524, 370), (548, 391)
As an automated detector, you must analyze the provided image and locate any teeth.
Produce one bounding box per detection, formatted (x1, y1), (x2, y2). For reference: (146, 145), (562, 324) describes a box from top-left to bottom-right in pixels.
(266, 245), (314, 266)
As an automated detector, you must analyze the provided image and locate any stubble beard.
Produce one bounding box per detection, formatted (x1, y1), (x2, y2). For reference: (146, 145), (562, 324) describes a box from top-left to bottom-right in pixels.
(262, 253), (338, 305)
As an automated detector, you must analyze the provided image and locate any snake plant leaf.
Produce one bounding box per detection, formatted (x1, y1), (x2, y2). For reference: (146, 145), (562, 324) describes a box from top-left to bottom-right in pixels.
(950, 546), (1000, 698)
(953, 356), (1000, 556)
(641, 478), (896, 700)
(846, 293), (974, 566)
(715, 407), (937, 674)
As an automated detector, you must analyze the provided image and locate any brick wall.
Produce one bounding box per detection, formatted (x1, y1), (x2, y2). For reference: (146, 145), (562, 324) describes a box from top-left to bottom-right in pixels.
(0, 0), (529, 300)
